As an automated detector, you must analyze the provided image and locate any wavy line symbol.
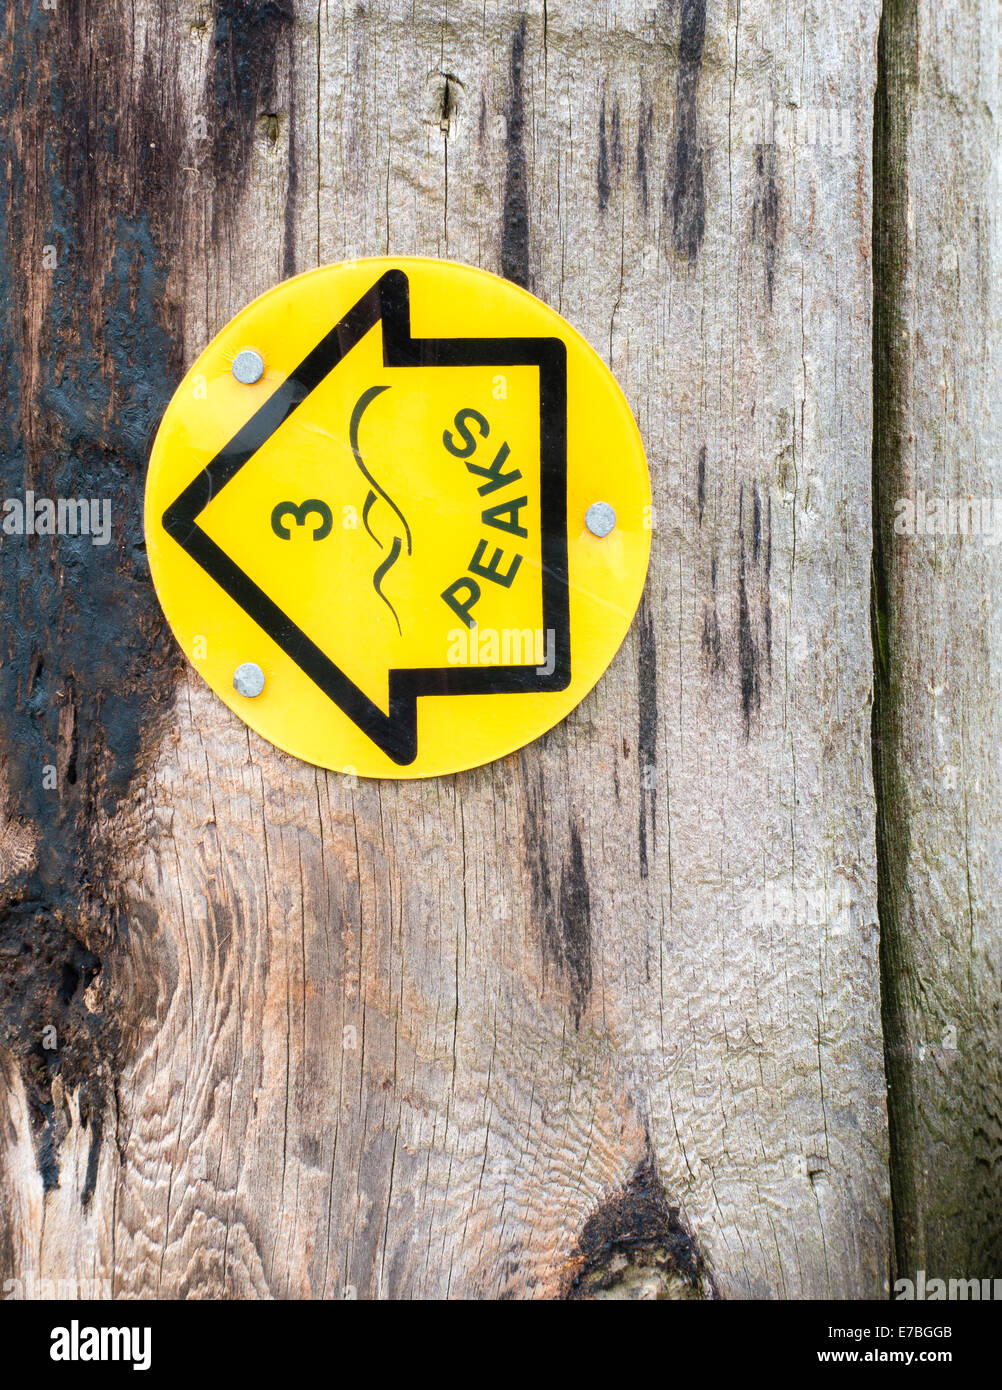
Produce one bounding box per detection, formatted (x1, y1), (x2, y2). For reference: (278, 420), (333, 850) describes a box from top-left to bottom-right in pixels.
(349, 385), (411, 635)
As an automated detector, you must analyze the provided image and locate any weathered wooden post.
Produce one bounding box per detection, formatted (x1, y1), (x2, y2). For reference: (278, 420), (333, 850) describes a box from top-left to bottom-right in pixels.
(873, 0), (1002, 1284)
(0, 0), (998, 1301)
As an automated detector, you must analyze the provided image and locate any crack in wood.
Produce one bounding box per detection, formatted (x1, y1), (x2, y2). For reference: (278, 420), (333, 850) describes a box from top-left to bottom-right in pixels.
(501, 17), (530, 288)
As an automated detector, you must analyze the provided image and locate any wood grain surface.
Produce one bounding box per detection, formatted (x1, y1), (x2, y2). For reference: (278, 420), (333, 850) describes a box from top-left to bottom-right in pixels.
(873, 0), (1002, 1284)
(0, 0), (993, 1301)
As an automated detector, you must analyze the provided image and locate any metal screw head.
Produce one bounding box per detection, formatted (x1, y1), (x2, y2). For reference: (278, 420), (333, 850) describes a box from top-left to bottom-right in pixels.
(585, 501), (617, 537)
(233, 662), (265, 697)
(232, 348), (265, 385)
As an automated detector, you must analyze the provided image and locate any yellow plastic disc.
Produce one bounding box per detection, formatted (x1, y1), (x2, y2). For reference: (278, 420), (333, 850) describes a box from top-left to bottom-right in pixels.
(145, 258), (651, 778)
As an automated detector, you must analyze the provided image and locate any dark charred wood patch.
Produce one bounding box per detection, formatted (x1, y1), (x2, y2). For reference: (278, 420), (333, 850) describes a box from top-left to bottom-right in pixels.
(636, 100), (654, 212)
(525, 772), (555, 934)
(597, 93), (624, 211)
(669, 0), (707, 261)
(564, 1142), (717, 1299)
(737, 556), (759, 735)
(701, 602), (723, 675)
(701, 551), (725, 679)
(752, 143), (780, 309)
(558, 822), (592, 1027)
(762, 486), (772, 669)
(597, 93), (611, 210)
(0, 0), (191, 1191)
(284, 78), (299, 278)
(736, 482), (772, 735)
(502, 18), (530, 287)
(746, 481), (772, 676)
(0, 903), (112, 1202)
(525, 779), (593, 1028)
(610, 97), (623, 177)
(208, 0), (295, 191)
(439, 73), (462, 127)
(637, 598), (658, 879)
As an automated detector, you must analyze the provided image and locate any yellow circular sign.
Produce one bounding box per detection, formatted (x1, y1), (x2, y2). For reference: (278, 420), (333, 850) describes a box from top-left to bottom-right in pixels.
(145, 258), (651, 778)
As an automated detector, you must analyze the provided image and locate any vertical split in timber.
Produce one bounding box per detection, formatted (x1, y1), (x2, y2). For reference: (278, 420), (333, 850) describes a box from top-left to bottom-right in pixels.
(0, 1), (889, 1297)
(872, 0), (1002, 1281)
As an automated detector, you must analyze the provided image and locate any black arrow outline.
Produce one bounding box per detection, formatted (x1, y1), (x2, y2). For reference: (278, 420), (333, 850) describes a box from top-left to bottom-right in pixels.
(162, 267), (570, 765)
